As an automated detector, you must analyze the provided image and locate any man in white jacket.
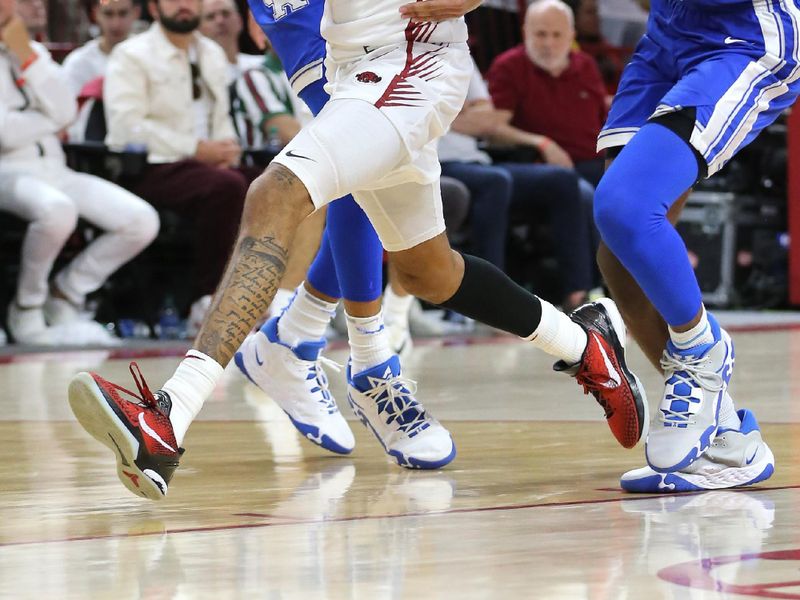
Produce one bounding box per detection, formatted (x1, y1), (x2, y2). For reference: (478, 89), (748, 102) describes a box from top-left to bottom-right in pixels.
(104, 0), (250, 318)
(0, 0), (159, 344)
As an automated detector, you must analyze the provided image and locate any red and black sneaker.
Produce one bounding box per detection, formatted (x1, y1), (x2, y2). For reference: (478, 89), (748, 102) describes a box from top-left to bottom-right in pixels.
(68, 363), (183, 500)
(554, 298), (649, 449)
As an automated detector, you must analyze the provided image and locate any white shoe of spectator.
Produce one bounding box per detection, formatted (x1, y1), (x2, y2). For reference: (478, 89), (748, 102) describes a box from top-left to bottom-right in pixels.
(44, 296), (82, 326)
(7, 303), (57, 345)
(43, 296), (121, 347)
(49, 320), (121, 347)
(187, 295), (212, 338)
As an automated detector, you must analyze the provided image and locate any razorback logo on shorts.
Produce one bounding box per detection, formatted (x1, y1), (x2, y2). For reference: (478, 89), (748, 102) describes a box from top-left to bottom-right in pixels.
(356, 71), (382, 84)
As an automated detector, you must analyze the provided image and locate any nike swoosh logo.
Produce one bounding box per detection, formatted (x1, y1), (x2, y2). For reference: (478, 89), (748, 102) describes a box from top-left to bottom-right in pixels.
(724, 36), (747, 45)
(255, 345), (264, 366)
(746, 448), (758, 465)
(356, 325), (385, 335)
(285, 149), (316, 162)
(594, 333), (622, 388)
(138, 412), (176, 453)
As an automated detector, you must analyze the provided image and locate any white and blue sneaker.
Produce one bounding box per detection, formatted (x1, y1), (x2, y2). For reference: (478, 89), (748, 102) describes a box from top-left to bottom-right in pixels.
(235, 317), (355, 455)
(646, 313), (734, 473)
(347, 355), (455, 469)
(623, 409), (774, 492)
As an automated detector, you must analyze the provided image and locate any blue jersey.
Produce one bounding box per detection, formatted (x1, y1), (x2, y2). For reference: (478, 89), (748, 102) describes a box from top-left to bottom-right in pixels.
(247, 0), (326, 103)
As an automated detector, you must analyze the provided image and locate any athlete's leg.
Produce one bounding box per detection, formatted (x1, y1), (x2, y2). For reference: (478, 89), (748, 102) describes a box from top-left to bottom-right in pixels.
(597, 188), (691, 371)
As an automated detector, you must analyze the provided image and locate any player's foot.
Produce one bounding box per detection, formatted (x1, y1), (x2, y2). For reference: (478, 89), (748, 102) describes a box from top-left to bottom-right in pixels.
(234, 317), (355, 455)
(347, 355), (455, 469)
(622, 409), (774, 492)
(646, 313), (733, 472)
(554, 298), (648, 449)
(68, 364), (183, 500)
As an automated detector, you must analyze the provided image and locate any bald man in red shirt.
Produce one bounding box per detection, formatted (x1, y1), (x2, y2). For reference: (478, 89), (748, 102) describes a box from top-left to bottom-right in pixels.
(487, 0), (608, 187)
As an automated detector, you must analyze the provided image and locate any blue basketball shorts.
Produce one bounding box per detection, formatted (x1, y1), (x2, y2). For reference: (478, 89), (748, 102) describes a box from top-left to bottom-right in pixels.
(598, 0), (800, 176)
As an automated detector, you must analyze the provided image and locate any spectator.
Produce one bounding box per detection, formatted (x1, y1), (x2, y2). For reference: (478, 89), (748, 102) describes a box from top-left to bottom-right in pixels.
(439, 59), (594, 310)
(104, 0), (249, 318)
(570, 0), (627, 93)
(62, 0), (140, 142)
(16, 0), (45, 41)
(0, 3), (159, 344)
(199, 0), (261, 82)
(201, 0), (303, 148)
(62, 0), (140, 96)
(487, 0), (608, 187)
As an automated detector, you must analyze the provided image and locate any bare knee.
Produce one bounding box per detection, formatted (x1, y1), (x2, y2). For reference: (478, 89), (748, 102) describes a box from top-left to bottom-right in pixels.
(242, 163), (315, 233)
(390, 241), (462, 304)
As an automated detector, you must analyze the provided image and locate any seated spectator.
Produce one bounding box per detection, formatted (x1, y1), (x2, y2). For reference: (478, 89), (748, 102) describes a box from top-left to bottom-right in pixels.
(105, 0), (251, 319)
(63, 0), (140, 95)
(62, 0), (140, 142)
(0, 5), (158, 344)
(201, 0), (304, 148)
(571, 0), (627, 94)
(487, 0), (608, 187)
(16, 0), (45, 41)
(439, 58), (595, 310)
(199, 0), (262, 83)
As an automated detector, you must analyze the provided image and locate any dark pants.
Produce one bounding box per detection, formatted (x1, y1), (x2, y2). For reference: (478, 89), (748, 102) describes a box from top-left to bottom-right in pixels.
(126, 159), (250, 298)
(499, 162), (592, 295)
(441, 161), (512, 270)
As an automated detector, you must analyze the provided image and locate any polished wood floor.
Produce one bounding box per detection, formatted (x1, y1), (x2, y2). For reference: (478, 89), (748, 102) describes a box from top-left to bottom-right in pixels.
(2, 327), (800, 599)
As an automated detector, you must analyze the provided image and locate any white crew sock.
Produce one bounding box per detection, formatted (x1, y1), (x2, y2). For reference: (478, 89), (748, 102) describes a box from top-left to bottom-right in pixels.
(277, 283), (337, 347)
(669, 306), (715, 350)
(162, 349), (224, 446)
(383, 283), (414, 328)
(718, 391), (741, 430)
(525, 299), (588, 364)
(346, 311), (393, 374)
(269, 287), (296, 317)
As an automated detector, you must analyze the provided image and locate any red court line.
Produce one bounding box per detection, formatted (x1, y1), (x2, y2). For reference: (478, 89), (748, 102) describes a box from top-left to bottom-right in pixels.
(2, 484), (798, 549)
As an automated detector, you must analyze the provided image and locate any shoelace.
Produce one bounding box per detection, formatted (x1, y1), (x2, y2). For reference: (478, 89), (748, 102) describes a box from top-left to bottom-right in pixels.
(574, 372), (615, 418)
(306, 356), (341, 414)
(102, 362), (158, 410)
(360, 374), (429, 436)
(658, 351), (723, 425)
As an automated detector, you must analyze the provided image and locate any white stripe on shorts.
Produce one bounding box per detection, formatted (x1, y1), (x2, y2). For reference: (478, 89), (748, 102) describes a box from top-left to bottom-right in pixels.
(289, 58), (325, 96)
(596, 127), (640, 152)
(707, 0), (800, 174)
(692, 0), (786, 163)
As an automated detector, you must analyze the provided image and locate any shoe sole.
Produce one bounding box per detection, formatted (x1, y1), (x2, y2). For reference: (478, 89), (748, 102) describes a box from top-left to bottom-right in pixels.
(234, 343), (354, 455)
(68, 372), (167, 501)
(597, 298), (650, 446)
(347, 391), (457, 470)
(622, 443), (775, 493)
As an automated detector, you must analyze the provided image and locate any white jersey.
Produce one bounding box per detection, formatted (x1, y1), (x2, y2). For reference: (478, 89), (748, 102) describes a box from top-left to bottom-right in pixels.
(321, 0), (468, 61)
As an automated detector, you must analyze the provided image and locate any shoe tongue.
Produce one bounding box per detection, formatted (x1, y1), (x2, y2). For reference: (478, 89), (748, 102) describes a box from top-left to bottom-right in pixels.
(352, 355), (401, 387)
(667, 339), (715, 360)
(293, 339), (326, 362)
(154, 390), (173, 416)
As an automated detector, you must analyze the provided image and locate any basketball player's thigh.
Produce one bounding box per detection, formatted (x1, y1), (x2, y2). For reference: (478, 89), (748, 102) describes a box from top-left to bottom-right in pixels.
(353, 176), (445, 253)
(271, 98), (407, 210)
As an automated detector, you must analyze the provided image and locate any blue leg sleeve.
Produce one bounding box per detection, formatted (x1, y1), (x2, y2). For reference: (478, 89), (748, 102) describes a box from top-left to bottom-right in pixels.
(306, 228), (342, 299)
(326, 196), (384, 303)
(593, 123), (702, 326)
